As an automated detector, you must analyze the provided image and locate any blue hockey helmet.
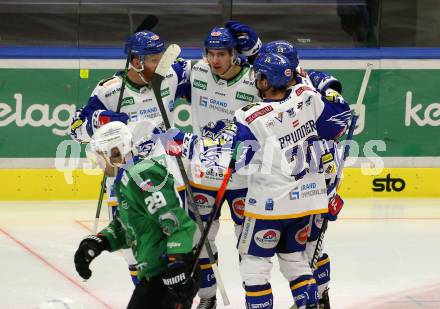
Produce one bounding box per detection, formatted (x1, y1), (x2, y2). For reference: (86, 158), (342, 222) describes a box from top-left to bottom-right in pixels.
(124, 31), (165, 56)
(260, 40), (299, 70)
(204, 27), (236, 50)
(253, 53), (293, 88)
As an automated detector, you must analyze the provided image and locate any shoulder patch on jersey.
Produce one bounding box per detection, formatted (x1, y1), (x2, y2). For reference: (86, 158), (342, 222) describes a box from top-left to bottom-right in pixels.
(295, 86), (315, 97)
(241, 103), (260, 112)
(245, 105), (274, 124)
(99, 76), (118, 87)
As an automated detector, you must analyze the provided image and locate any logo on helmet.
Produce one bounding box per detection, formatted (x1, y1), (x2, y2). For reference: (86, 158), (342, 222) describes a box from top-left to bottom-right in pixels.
(284, 69), (292, 77)
(211, 31), (222, 37)
(150, 34), (160, 40)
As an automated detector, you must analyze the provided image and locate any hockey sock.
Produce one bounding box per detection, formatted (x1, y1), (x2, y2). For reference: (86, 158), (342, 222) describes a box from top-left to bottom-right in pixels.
(198, 254), (217, 298)
(290, 275), (318, 309)
(129, 265), (140, 286)
(313, 253), (330, 299)
(245, 283), (273, 309)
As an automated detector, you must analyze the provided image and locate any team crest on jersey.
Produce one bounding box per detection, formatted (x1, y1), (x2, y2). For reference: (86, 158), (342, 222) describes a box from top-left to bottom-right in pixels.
(245, 105), (274, 124)
(286, 108), (296, 118)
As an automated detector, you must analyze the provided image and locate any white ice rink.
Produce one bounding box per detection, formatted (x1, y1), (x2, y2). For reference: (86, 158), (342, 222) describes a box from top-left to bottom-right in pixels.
(1, 199), (440, 309)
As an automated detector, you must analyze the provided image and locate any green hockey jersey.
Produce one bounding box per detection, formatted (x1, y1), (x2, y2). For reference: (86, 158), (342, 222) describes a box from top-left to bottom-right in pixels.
(99, 158), (196, 279)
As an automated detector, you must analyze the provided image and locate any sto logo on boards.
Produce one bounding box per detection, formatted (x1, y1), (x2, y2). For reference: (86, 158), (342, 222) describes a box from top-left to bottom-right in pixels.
(372, 174), (405, 192)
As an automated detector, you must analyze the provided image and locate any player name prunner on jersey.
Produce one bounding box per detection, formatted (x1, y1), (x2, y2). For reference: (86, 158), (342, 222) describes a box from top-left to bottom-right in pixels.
(233, 84), (350, 220)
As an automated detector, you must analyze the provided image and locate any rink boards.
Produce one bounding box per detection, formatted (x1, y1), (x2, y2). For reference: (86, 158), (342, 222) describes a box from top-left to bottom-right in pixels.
(0, 167), (438, 200)
(0, 49), (439, 200)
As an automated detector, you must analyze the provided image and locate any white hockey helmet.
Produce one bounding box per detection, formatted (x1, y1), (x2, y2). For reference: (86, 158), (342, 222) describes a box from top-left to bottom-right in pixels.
(89, 121), (133, 166)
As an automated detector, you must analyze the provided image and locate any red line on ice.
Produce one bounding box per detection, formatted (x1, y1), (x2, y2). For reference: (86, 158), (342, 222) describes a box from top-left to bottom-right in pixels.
(75, 220), (93, 233)
(0, 226), (112, 309)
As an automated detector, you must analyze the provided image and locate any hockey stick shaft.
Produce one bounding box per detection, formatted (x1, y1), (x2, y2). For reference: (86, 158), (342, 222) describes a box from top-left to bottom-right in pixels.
(151, 45), (230, 305)
(310, 114), (358, 269)
(92, 15), (158, 234)
(310, 63), (372, 269)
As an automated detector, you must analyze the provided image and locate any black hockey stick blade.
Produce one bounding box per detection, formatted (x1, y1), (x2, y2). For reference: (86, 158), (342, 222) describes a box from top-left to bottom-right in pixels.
(135, 15), (159, 32)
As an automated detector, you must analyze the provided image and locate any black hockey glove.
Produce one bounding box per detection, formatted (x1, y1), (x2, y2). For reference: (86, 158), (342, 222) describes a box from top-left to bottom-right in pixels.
(74, 235), (109, 280)
(161, 253), (201, 305)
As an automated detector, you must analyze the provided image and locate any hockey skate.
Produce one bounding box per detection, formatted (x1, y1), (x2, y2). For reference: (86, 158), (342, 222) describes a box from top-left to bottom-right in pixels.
(196, 295), (217, 309)
(318, 288), (330, 309)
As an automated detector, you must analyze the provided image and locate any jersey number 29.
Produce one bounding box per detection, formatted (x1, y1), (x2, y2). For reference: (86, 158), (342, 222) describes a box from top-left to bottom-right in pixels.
(145, 192), (167, 214)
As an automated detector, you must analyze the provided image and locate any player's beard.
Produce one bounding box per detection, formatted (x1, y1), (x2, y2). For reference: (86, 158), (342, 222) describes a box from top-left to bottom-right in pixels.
(256, 82), (270, 99)
(138, 67), (154, 84)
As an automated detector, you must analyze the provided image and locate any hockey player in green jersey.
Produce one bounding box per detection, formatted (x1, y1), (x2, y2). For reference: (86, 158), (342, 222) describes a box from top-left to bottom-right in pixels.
(74, 121), (200, 309)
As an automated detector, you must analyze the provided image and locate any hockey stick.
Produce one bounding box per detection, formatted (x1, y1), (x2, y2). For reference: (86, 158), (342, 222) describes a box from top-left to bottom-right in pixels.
(92, 15), (159, 234)
(151, 45), (230, 305)
(310, 63), (373, 270)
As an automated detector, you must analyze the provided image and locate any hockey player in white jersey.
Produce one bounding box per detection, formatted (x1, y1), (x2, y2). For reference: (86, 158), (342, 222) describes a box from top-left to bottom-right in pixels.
(186, 26), (261, 308)
(229, 53), (350, 309)
(69, 30), (187, 285)
(260, 40), (347, 309)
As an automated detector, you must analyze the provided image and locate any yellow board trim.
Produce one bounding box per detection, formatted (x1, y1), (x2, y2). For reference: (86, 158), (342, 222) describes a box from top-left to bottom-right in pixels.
(291, 279), (317, 291)
(0, 168), (439, 200)
(246, 288), (273, 297)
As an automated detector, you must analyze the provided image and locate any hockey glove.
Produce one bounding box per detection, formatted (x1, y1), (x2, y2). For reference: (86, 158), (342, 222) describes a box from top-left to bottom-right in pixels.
(225, 21), (262, 57)
(323, 194), (344, 221)
(134, 127), (165, 157)
(156, 128), (197, 159)
(74, 235), (109, 279)
(70, 108), (91, 144)
(308, 70), (343, 94)
(161, 253), (201, 305)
